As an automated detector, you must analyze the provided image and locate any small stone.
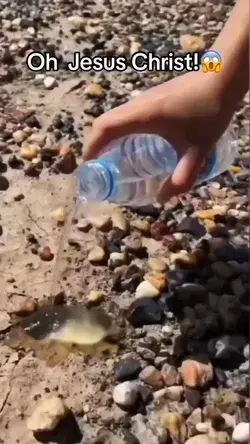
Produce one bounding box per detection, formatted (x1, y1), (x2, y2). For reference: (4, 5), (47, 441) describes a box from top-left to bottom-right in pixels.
(161, 363), (182, 387)
(144, 271), (167, 291)
(113, 381), (138, 408)
(180, 34), (205, 52)
(195, 209), (224, 220)
(76, 220), (91, 232)
(165, 386), (184, 401)
(87, 215), (111, 231)
(114, 359), (142, 382)
(111, 209), (129, 232)
(131, 414), (162, 444)
(186, 408), (202, 436)
(51, 207), (67, 224)
(20, 144), (38, 161)
(84, 83), (104, 97)
(44, 76), (58, 89)
(204, 219), (216, 232)
(243, 344), (249, 360)
(135, 281), (160, 298)
(228, 165), (242, 174)
(160, 412), (186, 444)
(185, 436), (217, 444)
(139, 366), (164, 389)
(13, 297), (38, 316)
(238, 361), (249, 373)
(131, 219), (151, 235)
(150, 222), (169, 241)
(123, 233), (143, 253)
(211, 262), (233, 279)
(13, 129), (27, 144)
(127, 298), (164, 327)
(109, 252), (128, 269)
(68, 15), (85, 30)
(148, 258), (167, 273)
(232, 422), (250, 443)
(196, 422), (210, 433)
(86, 290), (103, 304)
(39, 246), (54, 262)
(170, 251), (198, 267)
(55, 149), (77, 174)
(221, 413), (235, 429)
(185, 387), (202, 409)
(162, 234), (180, 251)
(130, 41), (141, 55)
(88, 246), (106, 264)
(27, 397), (68, 432)
(176, 217), (206, 239)
(180, 359), (214, 388)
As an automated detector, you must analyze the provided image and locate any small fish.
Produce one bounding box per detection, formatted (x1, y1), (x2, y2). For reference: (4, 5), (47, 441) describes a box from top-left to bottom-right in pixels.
(4, 305), (119, 367)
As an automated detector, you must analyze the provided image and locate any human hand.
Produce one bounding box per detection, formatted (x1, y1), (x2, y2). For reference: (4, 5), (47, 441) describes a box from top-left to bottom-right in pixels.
(84, 71), (234, 203)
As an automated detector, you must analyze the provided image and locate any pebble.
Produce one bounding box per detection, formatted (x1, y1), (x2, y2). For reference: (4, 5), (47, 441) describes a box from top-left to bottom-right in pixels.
(144, 271), (167, 291)
(180, 359), (214, 388)
(111, 209), (129, 232)
(232, 422), (250, 443)
(148, 258), (167, 273)
(84, 83), (104, 98)
(211, 262), (233, 279)
(196, 423), (210, 433)
(109, 252), (128, 269)
(87, 215), (111, 231)
(165, 385), (184, 401)
(180, 34), (205, 52)
(13, 297), (38, 316)
(135, 280), (160, 298)
(51, 207), (67, 224)
(186, 408), (202, 435)
(27, 397), (68, 432)
(131, 414), (162, 444)
(13, 129), (27, 144)
(130, 41), (141, 55)
(55, 149), (77, 174)
(139, 366), (164, 389)
(243, 344), (249, 360)
(127, 298), (164, 327)
(185, 435), (217, 444)
(176, 217), (206, 239)
(68, 15), (85, 30)
(88, 246), (106, 264)
(114, 359), (142, 382)
(39, 246), (54, 262)
(159, 411), (186, 443)
(44, 76), (58, 89)
(131, 219), (151, 235)
(113, 381), (138, 408)
(86, 290), (103, 304)
(161, 363), (182, 387)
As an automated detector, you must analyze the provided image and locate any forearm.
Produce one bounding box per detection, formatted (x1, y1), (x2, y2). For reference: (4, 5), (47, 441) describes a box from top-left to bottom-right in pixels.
(213, 0), (249, 110)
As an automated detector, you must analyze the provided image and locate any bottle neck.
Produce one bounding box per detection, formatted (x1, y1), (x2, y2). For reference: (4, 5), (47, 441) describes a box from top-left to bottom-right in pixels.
(75, 160), (114, 202)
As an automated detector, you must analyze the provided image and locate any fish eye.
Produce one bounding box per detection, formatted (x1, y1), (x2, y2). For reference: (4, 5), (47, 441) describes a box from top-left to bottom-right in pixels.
(213, 56), (219, 63)
(204, 56), (210, 63)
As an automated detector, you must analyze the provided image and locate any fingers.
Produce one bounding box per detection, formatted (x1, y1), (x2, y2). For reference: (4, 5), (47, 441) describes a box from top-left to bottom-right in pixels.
(156, 145), (205, 204)
(83, 99), (160, 161)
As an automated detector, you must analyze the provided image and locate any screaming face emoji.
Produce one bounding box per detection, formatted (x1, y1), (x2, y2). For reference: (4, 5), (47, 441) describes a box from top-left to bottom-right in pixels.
(201, 50), (221, 73)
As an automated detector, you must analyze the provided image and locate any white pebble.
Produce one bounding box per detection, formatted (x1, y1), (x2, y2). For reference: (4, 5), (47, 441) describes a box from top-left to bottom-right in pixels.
(232, 422), (250, 443)
(44, 76), (58, 89)
(113, 382), (138, 407)
(135, 281), (160, 298)
(243, 344), (249, 360)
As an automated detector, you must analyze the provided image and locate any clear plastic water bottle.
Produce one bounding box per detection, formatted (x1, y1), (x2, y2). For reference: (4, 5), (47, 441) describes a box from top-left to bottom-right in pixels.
(75, 129), (237, 207)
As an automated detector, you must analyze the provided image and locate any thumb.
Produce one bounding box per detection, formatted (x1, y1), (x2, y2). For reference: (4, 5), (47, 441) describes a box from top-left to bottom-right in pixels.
(156, 145), (206, 204)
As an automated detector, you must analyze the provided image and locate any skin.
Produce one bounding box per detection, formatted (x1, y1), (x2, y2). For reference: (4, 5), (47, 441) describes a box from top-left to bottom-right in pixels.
(84, 0), (249, 204)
